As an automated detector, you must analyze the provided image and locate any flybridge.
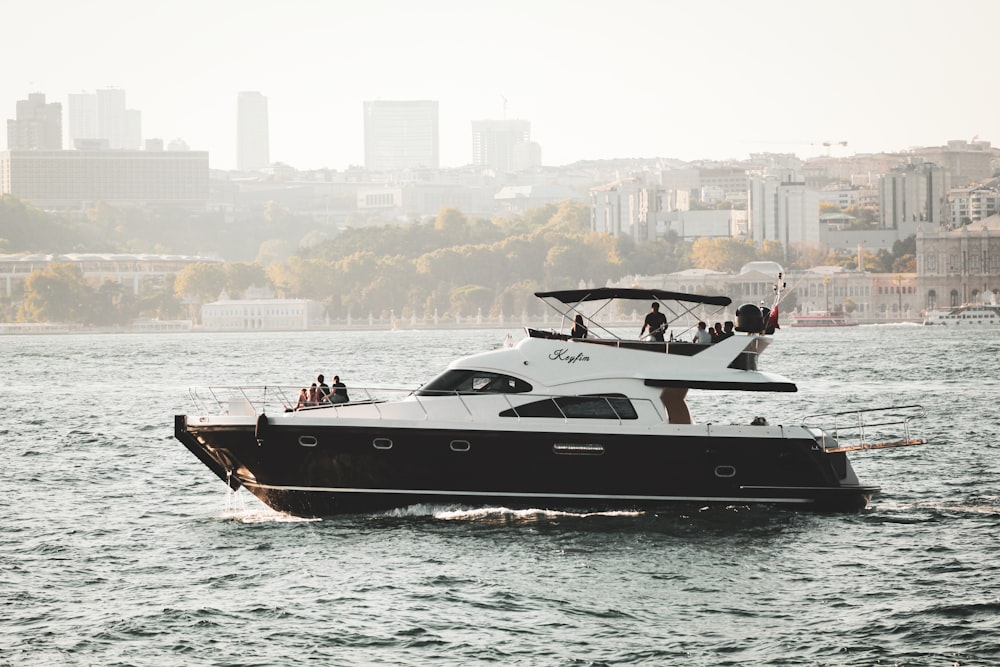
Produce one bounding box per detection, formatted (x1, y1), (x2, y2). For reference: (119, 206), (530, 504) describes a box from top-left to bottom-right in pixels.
(534, 287), (733, 341)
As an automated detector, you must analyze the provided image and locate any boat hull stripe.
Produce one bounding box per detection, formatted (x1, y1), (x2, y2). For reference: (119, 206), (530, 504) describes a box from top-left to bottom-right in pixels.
(242, 481), (815, 504)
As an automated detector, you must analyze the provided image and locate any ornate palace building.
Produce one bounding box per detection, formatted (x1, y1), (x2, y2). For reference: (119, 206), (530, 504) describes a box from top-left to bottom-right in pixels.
(916, 214), (1000, 309)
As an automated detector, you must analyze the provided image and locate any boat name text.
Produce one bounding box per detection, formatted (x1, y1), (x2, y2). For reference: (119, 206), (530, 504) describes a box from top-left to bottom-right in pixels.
(549, 349), (590, 364)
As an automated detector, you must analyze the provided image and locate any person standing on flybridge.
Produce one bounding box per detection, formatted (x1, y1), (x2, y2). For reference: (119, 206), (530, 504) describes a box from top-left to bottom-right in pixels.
(640, 302), (667, 341)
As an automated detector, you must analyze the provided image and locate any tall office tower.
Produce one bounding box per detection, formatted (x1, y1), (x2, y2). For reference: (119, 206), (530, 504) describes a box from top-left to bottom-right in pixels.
(6, 93), (62, 149)
(67, 92), (98, 148)
(124, 108), (142, 150)
(96, 88), (126, 149)
(879, 162), (951, 229)
(67, 88), (137, 149)
(237, 91), (270, 171)
(363, 100), (439, 170)
(748, 170), (820, 251)
(471, 119), (534, 173)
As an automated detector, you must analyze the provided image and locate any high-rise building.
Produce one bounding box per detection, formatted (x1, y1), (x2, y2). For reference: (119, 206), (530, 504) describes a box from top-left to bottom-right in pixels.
(96, 88), (126, 149)
(748, 171), (820, 252)
(879, 162), (951, 229)
(6, 93), (62, 150)
(363, 100), (439, 170)
(471, 119), (537, 173)
(67, 92), (98, 149)
(237, 91), (270, 171)
(66, 88), (141, 150)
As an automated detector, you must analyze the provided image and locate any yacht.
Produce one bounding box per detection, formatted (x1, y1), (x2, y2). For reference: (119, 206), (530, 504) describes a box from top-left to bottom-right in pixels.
(923, 303), (1000, 325)
(175, 283), (925, 516)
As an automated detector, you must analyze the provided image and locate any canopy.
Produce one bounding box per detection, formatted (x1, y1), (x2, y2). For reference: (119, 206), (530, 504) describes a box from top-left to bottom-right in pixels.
(535, 287), (731, 307)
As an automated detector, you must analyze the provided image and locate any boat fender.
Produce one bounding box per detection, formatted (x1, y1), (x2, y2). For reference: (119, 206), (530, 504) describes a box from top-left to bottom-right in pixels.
(255, 413), (269, 445)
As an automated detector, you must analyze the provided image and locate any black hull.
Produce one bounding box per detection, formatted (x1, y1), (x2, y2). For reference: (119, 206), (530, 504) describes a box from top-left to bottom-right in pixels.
(175, 415), (878, 515)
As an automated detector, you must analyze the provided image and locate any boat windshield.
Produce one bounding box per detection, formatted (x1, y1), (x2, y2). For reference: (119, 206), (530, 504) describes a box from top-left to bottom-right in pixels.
(415, 369), (534, 396)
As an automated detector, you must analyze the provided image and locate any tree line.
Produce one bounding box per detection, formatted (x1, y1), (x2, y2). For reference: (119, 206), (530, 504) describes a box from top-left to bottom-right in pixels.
(1, 196), (916, 325)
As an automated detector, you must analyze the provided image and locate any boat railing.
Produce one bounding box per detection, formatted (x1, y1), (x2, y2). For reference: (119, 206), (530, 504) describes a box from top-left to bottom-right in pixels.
(187, 385), (665, 425)
(801, 405), (927, 452)
(187, 385), (411, 416)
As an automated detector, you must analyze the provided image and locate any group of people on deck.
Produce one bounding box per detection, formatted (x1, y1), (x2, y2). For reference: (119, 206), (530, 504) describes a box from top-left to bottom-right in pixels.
(571, 302), (736, 346)
(295, 373), (350, 409)
(640, 302), (734, 345)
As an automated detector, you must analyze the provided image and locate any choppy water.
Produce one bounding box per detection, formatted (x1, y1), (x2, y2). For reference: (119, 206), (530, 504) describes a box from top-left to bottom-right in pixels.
(2, 325), (998, 666)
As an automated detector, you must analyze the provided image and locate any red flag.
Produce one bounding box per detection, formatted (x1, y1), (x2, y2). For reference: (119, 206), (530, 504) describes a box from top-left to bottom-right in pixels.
(768, 303), (780, 330)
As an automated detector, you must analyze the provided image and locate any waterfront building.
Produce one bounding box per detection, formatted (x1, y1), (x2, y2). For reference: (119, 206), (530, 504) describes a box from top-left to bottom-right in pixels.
(916, 214), (1000, 308)
(6, 93), (62, 150)
(201, 296), (325, 330)
(0, 253), (219, 298)
(237, 91), (270, 171)
(614, 260), (918, 321)
(363, 100), (439, 170)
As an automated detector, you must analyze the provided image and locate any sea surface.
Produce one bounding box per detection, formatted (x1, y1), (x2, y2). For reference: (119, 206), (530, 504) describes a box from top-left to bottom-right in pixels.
(2, 324), (998, 666)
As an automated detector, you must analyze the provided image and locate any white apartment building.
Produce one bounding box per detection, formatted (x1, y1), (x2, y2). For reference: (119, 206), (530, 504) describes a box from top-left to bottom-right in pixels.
(237, 91), (270, 172)
(948, 183), (1000, 226)
(748, 172), (820, 249)
(363, 100), (439, 170)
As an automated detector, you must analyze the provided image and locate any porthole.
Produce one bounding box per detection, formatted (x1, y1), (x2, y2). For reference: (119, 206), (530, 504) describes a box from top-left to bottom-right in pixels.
(298, 435), (317, 447)
(714, 465), (736, 478)
(373, 438), (393, 450)
(450, 440), (471, 452)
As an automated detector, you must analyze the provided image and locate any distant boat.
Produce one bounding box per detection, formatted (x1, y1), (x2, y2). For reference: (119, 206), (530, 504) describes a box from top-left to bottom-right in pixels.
(789, 311), (860, 328)
(923, 303), (1000, 326)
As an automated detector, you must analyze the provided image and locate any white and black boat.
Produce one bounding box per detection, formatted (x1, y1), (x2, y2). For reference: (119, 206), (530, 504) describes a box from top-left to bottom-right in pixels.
(923, 303), (1000, 325)
(175, 283), (925, 516)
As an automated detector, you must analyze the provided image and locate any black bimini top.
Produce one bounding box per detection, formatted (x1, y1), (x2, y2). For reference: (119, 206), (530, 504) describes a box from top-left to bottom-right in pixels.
(535, 287), (732, 307)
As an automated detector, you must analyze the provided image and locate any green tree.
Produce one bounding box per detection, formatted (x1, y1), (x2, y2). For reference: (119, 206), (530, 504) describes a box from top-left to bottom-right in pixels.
(21, 263), (92, 323)
(174, 262), (227, 302)
(690, 238), (757, 272)
(450, 285), (494, 317)
(225, 262), (269, 297)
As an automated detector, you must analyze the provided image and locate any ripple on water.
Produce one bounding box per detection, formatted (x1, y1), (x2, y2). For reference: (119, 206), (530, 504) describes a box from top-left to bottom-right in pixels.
(2, 326), (1000, 666)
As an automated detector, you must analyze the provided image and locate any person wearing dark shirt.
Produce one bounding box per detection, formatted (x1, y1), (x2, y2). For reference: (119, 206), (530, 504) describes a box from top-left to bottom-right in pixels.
(571, 314), (588, 338)
(330, 375), (350, 404)
(316, 374), (331, 402)
(640, 302), (667, 341)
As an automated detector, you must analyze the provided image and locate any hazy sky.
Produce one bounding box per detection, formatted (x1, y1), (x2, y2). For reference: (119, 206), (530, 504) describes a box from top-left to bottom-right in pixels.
(3, 0), (998, 171)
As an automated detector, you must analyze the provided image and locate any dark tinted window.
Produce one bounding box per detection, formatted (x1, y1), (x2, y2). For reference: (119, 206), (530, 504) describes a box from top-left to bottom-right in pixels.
(416, 369), (533, 396)
(500, 394), (637, 420)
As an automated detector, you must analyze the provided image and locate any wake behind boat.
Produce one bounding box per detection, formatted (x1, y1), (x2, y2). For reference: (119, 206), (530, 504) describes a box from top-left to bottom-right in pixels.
(175, 281), (926, 516)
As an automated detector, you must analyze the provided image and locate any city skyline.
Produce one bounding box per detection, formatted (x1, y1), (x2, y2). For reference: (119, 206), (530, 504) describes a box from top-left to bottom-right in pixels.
(2, 0), (999, 171)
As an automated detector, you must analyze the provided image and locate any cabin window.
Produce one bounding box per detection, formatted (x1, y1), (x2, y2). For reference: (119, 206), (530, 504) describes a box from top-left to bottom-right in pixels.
(416, 369), (533, 396)
(500, 394), (638, 420)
